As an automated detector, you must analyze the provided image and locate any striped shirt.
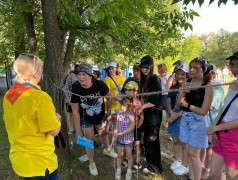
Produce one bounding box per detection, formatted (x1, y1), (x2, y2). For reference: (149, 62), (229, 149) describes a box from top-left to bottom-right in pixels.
(117, 112), (134, 144)
(64, 73), (78, 91)
(62, 73), (78, 102)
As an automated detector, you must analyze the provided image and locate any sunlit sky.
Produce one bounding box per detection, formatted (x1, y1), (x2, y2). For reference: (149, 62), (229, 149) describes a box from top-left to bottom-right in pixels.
(184, 0), (238, 36)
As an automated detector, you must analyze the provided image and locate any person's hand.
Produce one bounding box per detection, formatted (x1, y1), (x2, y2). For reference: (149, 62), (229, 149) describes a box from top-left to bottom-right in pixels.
(209, 106), (214, 111)
(207, 125), (217, 135)
(76, 130), (84, 139)
(113, 133), (122, 140)
(137, 106), (144, 115)
(176, 111), (182, 118)
(149, 136), (157, 141)
(168, 111), (176, 123)
(56, 113), (61, 122)
(182, 82), (192, 93)
(180, 98), (187, 108)
(106, 113), (111, 121)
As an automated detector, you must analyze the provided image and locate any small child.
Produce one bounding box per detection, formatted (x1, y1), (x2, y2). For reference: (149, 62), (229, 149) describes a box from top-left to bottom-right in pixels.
(124, 81), (144, 172)
(157, 63), (170, 127)
(167, 63), (189, 175)
(114, 97), (135, 180)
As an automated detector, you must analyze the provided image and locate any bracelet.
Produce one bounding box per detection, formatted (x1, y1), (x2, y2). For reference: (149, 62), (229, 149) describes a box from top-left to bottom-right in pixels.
(187, 103), (191, 109)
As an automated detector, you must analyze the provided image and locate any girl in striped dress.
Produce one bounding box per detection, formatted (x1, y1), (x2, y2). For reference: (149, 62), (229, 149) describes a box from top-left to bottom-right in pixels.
(114, 97), (135, 180)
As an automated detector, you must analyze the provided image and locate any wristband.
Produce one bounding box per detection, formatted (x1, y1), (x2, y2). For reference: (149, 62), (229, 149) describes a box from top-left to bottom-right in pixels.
(187, 103), (191, 110)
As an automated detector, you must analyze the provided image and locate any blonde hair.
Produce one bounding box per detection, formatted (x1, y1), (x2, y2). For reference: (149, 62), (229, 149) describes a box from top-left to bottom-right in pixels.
(13, 54), (42, 84)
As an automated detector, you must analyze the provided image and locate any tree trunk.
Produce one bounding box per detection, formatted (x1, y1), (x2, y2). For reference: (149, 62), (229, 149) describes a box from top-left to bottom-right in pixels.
(14, 31), (26, 59)
(21, 0), (39, 56)
(41, 0), (71, 160)
(63, 31), (76, 75)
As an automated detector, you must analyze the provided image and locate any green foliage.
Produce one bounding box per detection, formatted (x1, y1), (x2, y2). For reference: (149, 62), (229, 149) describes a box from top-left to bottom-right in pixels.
(173, 0), (238, 7)
(0, 0), (200, 71)
(199, 29), (238, 68)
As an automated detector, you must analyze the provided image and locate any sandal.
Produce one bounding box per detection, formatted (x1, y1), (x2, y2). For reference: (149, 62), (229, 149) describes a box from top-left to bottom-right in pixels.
(121, 159), (128, 169)
(132, 162), (142, 172)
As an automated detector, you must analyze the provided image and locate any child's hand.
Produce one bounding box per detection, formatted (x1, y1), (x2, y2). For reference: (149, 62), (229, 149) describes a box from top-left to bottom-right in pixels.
(113, 133), (122, 140)
(174, 111), (182, 119)
(168, 112), (176, 123)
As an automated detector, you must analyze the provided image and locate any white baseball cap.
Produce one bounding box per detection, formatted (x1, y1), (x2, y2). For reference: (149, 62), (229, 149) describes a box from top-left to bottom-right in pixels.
(175, 64), (189, 73)
(108, 62), (117, 68)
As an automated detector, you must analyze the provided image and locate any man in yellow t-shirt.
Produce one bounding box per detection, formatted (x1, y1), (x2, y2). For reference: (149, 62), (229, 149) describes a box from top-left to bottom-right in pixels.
(103, 62), (125, 113)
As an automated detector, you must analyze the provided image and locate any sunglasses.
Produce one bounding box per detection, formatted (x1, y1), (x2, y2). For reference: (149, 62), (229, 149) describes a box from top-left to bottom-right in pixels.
(20, 53), (38, 73)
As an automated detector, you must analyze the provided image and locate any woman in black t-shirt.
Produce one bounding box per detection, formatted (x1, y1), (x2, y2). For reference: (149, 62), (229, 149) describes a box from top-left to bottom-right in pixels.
(176, 57), (214, 180)
(137, 55), (163, 174)
(71, 63), (117, 176)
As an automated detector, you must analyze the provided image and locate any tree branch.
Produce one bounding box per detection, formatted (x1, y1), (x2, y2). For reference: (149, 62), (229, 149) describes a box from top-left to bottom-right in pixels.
(105, 32), (123, 42)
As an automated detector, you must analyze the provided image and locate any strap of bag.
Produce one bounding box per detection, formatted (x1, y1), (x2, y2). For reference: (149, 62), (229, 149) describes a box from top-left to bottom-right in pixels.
(216, 92), (238, 133)
(109, 75), (119, 89)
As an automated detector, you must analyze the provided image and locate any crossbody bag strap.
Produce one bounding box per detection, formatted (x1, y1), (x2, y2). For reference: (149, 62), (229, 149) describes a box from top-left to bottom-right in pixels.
(109, 75), (119, 89)
(216, 92), (238, 133)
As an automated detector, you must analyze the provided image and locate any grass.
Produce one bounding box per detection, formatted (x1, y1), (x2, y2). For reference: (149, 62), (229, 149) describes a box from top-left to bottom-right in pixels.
(0, 76), (232, 180)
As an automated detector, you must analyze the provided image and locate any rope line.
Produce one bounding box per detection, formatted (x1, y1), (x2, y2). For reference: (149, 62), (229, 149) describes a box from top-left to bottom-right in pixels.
(47, 75), (238, 99)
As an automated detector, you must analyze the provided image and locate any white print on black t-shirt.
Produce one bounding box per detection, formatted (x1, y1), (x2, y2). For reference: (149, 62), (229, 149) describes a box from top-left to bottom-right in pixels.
(80, 92), (103, 116)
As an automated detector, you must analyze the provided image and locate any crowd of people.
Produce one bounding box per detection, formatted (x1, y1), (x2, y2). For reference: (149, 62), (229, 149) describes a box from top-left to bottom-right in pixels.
(2, 51), (238, 180)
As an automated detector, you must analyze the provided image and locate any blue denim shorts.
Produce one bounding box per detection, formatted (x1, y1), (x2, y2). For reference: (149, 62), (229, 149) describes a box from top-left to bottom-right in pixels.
(168, 117), (182, 137)
(179, 111), (209, 148)
(80, 116), (107, 128)
(117, 141), (134, 148)
(168, 109), (182, 136)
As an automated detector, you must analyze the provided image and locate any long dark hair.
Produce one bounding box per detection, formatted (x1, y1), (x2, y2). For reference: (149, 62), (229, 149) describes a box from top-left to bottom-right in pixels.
(190, 57), (212, 83)
(140, 65), (154, 96)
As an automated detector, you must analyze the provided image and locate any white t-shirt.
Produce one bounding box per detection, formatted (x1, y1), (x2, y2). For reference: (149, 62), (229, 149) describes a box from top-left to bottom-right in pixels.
(223, 88), (238, 122)
(159, 73), (170, 95)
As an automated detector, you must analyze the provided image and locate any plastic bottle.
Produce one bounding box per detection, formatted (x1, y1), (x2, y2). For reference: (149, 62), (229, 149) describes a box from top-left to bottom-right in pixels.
(69, 139), (73, 150)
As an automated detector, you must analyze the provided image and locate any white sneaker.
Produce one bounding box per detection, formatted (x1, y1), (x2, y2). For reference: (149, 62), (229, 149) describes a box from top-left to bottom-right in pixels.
(115, 169), (121, 180)
(173, 164), (189, 175)
(89, 162), (98, 176)
(143, 168), (155, 175)
(125, 171), (132, 180)
(169, 136), (173, 141)
(78, 154), (89, 162)
(170, 160), (182, 171)
(103, 148), (117, 158)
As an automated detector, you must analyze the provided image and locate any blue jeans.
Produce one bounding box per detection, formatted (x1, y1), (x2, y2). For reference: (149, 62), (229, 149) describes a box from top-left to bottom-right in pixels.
(23, 169), (59, 180)
(162, 95), (168, 110)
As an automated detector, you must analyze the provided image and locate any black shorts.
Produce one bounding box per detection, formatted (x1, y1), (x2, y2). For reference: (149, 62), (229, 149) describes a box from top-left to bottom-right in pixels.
(65, 103), (72, 113)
